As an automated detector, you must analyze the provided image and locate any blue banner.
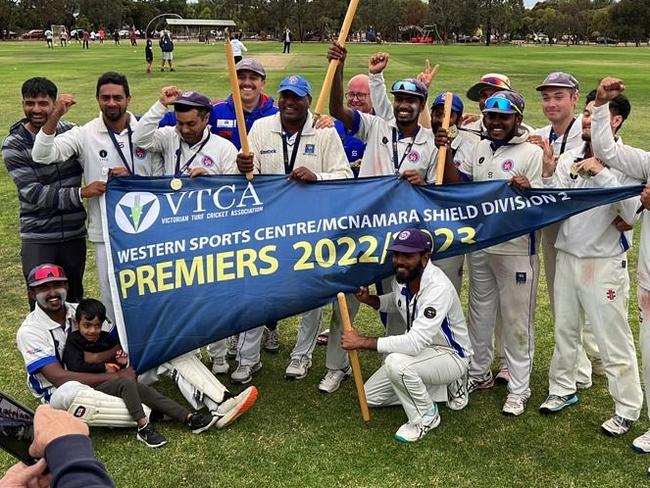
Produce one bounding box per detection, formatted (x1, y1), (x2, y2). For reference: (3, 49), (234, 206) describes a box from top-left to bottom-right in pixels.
(102, 175), (642, 372)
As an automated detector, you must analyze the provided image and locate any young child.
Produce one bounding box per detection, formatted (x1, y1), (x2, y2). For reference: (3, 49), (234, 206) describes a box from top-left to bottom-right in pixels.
(145, 38), (153, 74)
(63, 299), (218, 448)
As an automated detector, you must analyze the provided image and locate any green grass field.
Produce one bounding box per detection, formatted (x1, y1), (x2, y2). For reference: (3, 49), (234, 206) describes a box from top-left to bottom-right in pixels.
(1, 40), (650, 487)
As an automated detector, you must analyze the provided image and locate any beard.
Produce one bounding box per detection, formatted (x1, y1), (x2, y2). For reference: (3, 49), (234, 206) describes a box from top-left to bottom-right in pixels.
(35, 288), (67, 309)
(395, 260), (424, 284)
(103, 107), (125, 121)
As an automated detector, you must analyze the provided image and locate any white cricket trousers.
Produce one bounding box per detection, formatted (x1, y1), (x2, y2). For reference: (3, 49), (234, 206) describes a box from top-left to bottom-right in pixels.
(638, 286), (650, 420)
(95, 242), (116, 323)
(543, 225), (600, 384)
(364, 346), (468, 423)
(467, 250), (539, 396)
(549, 251), (642, 420)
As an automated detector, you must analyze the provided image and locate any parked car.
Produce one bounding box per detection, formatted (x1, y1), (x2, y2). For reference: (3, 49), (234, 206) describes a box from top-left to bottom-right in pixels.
(596, 36), (618, 44)
(21, 29), (44, 39)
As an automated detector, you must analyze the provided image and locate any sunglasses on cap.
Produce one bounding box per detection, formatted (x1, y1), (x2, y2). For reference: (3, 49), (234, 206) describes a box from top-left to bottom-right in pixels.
(484, 96), (523, 116)
(28, 264), (67, 286)
(480, 76), (511, 89)
(391, 80), (426, 98)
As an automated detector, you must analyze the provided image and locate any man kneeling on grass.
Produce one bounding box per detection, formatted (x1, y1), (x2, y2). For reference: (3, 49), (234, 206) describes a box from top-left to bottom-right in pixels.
(63, 298), (218, 448)
(342, 228), (472, 443)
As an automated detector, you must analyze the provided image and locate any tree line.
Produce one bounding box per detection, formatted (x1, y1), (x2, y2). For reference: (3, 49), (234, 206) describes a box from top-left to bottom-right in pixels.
(1, 0), (648, 45)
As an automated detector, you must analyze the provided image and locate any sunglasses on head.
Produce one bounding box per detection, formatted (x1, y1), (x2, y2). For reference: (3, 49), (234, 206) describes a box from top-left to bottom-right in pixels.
(480, 76), (510, 89)
(391, 80), (421, 94)
(484, 96), (522, 116)
(31, 264), (66, 282)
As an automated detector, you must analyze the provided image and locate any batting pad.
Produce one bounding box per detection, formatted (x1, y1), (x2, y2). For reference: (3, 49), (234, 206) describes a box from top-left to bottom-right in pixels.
(67, 388), (151, 427)
(169, 353), (227, 408)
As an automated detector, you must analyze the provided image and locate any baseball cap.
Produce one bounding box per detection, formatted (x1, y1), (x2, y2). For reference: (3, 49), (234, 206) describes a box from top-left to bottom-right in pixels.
(388, 228), (432, 253)
(27, 264), (67, 287)
(466, 73), (511, 102)
(278, 75), (312, 97)
(482, 90), (525, 115)
(174, 91), (212, 109)
(432, 92), (464, 114)
(390, 78), (428, 100)
(536, 71), (579, 91)
(236, 58), (266, 79)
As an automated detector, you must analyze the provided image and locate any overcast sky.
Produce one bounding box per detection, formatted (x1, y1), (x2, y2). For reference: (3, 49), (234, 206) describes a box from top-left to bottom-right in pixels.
(524, 0), (539, 7)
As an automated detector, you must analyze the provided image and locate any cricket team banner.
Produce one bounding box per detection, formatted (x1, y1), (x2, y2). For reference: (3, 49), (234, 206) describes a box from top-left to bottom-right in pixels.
(102, 175), (642, 372)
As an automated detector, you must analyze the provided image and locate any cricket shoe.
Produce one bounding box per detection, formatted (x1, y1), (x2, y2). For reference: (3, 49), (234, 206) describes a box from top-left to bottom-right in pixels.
(187, 413), (218, 434)
(632, 429), (650, 453)
(215, 386), (258, 429)
(137, 423), (167, 448)
(394, 406), (440, 443)
(226, 334), (239, 359)
(502, 393), (529, 416)
(317, 329), (330, 346)
(263, 327), (280, 353)
(230, 362), (262, 384)
(318, 367), (352, 393)
(539, 394), (578, 414)
(446, 372), (469, 411)
(467, 371), (495, 393)
(285, 356), (312, 380)
(211, 356), (229, 375)
(601, 415), (635, 437)
(494, 367), (510, 384)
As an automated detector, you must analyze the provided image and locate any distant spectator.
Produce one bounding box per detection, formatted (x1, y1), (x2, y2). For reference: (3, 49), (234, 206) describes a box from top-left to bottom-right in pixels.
(230, 33), (247, 63)
(45, 29), (53, 48)
(283, 27), (292, 53)
(113, 30), (120, 45)
(159, 31), (174, 72)
(98, 28), (105, 44)
(82, 30), (90, 49)
(145, 38), (154, 74)
(130, 29), (137, 46)
(59, 29), (68, 47)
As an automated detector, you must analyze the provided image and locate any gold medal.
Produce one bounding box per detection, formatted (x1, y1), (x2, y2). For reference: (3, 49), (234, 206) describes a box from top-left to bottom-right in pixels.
(170, 178), (183, 191)
(448, 125), (459, 139)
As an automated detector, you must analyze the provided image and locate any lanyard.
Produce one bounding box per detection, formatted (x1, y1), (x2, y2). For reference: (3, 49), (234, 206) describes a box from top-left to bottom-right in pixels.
(392, 127), (418, 172)
(403, 289), (418, 332)
(548, 117), (576, 156)
(282, 129), (303, 175)
(175, 133), (211, 176)
(107, 124), (135, 174)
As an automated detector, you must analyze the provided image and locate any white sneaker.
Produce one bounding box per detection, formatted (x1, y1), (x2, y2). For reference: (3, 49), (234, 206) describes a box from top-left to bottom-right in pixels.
(211, 356), (229, 375)
(446, 372), (469, 411)
(226, 334), (239, 359)
(285, 357), (312, 380)
(601, 415), (635, 437)
(632, 428), (650, 453)
(230, 362), (262, 384)
(539, 394), (578, 414)
(502, 393), (528, 416)
(318, 367), (352, 393)
(215, 386), (258, 429)
(263, 327), (279, 353)
(394, 406), (440, 443)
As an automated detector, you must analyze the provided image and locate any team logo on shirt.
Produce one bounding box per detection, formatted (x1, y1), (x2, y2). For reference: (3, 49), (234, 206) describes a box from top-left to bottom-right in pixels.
(135, 147), (146, 159)
(515, 272), (527, 284)
(423, 307), (436, 319)
(606, 289), (616, 301)
(478, 156), (485, 165)
(202, 156), (215, 168)
(99, 149), (108, 159)
(502, 160), (513, 171)
(115, 192), (160, 234)
(304, 144), (315, 155)
(382, 137), (389, 144)
(407, 151), (420, 162)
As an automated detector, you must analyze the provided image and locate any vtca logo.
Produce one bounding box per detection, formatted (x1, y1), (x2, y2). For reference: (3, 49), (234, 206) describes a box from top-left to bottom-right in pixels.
(115, 192), (160, 234)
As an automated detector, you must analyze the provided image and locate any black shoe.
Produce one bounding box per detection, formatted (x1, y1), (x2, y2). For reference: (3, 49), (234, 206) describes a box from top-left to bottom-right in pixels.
(187, 413), (218, 434)
(137, 424), (167, 448)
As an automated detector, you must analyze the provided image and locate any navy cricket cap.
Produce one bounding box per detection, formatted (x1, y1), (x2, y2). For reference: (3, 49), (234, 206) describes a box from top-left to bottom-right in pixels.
(388, 229), (432, 253)
(174, 91), (212, 110)
(432, 92), (464, 114)
(482, 90), (525, 115)
(28, 264), (67, 287)
(278, 75), (312, 97)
